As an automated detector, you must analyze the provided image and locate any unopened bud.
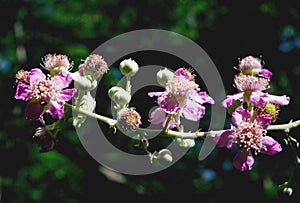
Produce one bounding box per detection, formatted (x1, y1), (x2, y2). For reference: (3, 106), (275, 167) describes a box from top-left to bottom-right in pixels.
(158, 149), (173, 164)
(119, 58), (139, 77)
(156, 68), (174, 86)
(71, 72), (97, 91)
(177, 137), (195, 148)
(108, 86), (131, 106)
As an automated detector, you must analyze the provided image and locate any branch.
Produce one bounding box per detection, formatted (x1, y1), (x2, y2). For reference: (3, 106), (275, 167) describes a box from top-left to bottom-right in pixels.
(267, 120), (300, 132)
(65, 103), (300, 139)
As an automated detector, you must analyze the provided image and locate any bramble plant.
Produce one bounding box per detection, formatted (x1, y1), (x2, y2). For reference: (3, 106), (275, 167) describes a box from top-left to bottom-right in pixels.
(14, 53), (300, 197)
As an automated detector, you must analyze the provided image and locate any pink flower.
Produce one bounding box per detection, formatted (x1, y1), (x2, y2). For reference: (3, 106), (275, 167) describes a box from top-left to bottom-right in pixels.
(214, 107), (282, 171)
(14, 68), (76, 121)
(148, 68), (214, 125)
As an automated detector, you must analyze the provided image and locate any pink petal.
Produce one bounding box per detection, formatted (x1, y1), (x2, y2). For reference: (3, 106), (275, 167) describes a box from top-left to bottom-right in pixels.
(261, 93), (290, 106)
(255, 114), (273, 129)
(54, 72), (72, 88)
(260, 69), (273, 79)
(182, 99), (205, 121)
(149, 107), (167, 124)
(28, 68), (46, 83)
(232, 106), (250, 126)
(221, 92), (244, 108)
(25, 101), (45, 120)
(158, 96), (180, 114)
(174, 68), (190, 80)
(214, 130), (236, 149)
(249, 91), (264, 107)
(261, 136), (282, 155)
(58, 88), (77, 102)
(233, 149), (254, 171)
(14, 82), (32, 101)
(148, 91), (168, 98)
(48, 100), (64, 119)
(190, 91), (214, 104)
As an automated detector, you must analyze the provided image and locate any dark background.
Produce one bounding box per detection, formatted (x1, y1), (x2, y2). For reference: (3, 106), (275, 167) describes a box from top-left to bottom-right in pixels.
(1, 0), (300, 202)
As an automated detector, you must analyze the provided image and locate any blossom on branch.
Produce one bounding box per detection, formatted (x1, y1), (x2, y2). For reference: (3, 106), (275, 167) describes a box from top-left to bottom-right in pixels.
(148, 68), (214, 129)
(214, 106), (282, 171)
(14, 68), (76, 122)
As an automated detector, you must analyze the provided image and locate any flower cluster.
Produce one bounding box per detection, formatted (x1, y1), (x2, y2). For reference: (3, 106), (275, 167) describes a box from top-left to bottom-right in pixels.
(215, 55), (290, 171)
(14, 53), (110, 152)
(13, 53), (294, 176)
(14, 68), (76, 122)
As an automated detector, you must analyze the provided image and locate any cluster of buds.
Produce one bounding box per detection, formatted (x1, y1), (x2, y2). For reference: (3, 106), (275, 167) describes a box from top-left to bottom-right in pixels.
(108, 58), (142, 131)
(215, 55), (290, 171)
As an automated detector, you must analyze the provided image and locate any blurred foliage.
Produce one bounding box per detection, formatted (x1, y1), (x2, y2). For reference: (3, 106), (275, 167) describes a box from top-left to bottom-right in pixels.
(1, 0), (300, 202)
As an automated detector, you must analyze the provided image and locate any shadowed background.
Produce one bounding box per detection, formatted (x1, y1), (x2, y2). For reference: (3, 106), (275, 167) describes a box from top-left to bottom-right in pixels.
(0, 0), (300, 202)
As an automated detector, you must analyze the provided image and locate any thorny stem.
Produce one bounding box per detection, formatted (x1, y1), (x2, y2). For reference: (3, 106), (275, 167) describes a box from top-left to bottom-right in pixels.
(65, 103), (300, 140)
(267, 120), (300, 132)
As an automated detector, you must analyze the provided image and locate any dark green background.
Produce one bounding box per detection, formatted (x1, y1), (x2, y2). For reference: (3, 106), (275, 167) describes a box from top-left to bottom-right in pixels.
(1, 0), (300, 202)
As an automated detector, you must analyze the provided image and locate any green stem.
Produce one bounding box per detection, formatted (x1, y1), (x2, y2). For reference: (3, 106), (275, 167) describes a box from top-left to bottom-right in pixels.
(64, 102), (117, 127)
(162, 114), (172, 133)
(125, 76), (131, 94)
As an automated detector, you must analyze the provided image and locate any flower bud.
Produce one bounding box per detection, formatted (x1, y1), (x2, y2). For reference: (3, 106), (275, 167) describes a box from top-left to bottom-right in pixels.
(108, 86), (131, 106)
(119, 58), (139, 77)
(157, 149), (173, 164)
(156, 68), (174, 86)
(71, 72), (97, 91)
(117, 107), (142, 132)
(177, 138), (195, 148)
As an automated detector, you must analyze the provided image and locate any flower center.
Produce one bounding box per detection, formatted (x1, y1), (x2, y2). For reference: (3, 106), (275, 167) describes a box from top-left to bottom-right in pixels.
(235, 120), (266, 154)
(166, 75), (199, 99)
(32, 77), (62, 104)
(234, 74), (269, 91)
